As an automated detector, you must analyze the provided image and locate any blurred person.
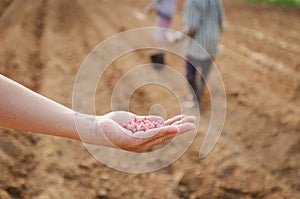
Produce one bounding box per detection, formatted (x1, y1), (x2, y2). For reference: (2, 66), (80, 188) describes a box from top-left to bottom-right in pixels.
(169, 0), (224, 109)
(144, 0), (178, 69)
(0, 74), (196, 152)
(144, 0), (178, 42)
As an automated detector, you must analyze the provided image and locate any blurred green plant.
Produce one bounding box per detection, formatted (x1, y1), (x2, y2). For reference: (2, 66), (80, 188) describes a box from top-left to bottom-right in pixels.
(249, 0), (300, 7)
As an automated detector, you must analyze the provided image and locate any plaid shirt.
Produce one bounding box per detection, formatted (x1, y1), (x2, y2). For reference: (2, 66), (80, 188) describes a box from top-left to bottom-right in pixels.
(149, 0), (177, 19)
(184, 0), (224, 60)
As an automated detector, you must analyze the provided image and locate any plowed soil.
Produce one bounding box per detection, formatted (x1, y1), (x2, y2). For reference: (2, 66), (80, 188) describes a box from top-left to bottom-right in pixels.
(0, 0), (299, 198)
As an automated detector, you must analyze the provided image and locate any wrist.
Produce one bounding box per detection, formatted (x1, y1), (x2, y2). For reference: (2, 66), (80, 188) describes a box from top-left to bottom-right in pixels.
(73, 113), (113, 147)
(72, 113), (97, 143)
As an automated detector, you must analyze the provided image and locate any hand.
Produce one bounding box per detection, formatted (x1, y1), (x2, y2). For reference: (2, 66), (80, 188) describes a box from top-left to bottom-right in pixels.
(165, 31), (184, 43)
(91, 111), (196, 152)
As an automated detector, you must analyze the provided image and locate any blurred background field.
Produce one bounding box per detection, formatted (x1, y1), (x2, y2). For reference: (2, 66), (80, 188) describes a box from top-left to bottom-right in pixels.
(0, 0), (299, 198)
(249, 0), (300, 7)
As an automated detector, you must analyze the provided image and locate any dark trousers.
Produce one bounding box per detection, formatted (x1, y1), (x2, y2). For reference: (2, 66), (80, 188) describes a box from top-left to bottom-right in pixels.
(185, 56), (212, 102)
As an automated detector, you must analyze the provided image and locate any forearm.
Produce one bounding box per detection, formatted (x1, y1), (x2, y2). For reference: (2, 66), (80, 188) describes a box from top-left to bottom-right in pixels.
(0, 74), (83, 140)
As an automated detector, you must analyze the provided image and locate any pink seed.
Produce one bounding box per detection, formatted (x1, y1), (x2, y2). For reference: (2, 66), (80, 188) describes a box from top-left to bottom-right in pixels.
(122, 117), (166, 133)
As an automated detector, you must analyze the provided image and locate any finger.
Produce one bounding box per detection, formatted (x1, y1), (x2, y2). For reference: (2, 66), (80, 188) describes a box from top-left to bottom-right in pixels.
(174, 123), (196, 134)
(142, 122), (196, 143)
(164, 115), (186, 125)
(171, 116), (196, 125)
(133, 125), (179, 139)
(143, 132), (178, 150)
(140, 123), (196, 151)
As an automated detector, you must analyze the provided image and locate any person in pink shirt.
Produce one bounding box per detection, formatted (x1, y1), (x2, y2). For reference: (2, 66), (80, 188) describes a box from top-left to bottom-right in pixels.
(144, 0), (178, 69)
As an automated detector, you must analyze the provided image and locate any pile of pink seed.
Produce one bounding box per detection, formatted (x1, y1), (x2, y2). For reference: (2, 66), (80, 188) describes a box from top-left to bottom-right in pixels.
(122, 117), (165, 133)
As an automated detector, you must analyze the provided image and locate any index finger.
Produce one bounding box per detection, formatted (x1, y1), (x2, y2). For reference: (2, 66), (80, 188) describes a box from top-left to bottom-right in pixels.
(133, 125), (179, 139)
(165, 115), (196, 125)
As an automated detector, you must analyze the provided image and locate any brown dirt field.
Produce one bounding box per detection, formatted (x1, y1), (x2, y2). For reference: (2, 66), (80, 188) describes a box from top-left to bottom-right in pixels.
(0, 0), (299, 198)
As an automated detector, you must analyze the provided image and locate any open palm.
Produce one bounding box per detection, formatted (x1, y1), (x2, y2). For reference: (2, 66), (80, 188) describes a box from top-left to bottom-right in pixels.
(98, 111), (196, 152)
